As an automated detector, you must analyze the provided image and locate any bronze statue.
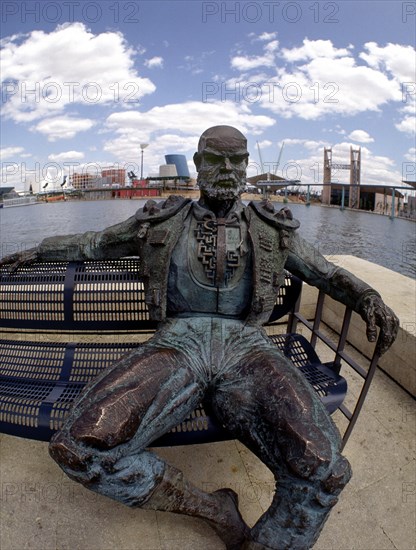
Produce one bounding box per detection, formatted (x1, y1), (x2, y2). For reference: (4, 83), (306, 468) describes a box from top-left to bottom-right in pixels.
(1, 126), (399, 549)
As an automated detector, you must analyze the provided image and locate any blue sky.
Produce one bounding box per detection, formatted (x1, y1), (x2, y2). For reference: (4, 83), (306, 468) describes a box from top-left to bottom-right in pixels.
(1, 0), (415, 194)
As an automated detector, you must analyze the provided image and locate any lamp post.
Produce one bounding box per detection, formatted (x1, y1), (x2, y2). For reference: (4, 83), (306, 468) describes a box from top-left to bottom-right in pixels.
(140, 143), (149, 180)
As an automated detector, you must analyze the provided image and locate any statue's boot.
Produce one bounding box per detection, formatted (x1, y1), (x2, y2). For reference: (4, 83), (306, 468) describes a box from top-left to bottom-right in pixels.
(245, 460), (351, 550)
(142, 464), (250, 550)
(51, 432), (249, 548)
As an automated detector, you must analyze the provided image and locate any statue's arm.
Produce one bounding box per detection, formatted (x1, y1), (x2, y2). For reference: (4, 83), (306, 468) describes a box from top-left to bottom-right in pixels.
(285, 232), (399, 356)
(0, 214), (140, 266)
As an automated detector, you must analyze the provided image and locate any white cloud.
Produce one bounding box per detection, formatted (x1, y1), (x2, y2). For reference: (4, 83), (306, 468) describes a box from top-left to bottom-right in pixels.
(396, 116), (416, 135)
(231, 38), (279, 71)
(248, 32), (278, 42)
(231, 53), (274, 71)
(359, 42), (416, 83)
(1, 162), (25, 190)
(0, 23), (156, 125)
(281, 39), (352, 62)
(256, 139), (272, 148)
(257, 32), (278, 42)
(348, 130), (374, 143)
(282, 138), (330, 150)
(395, 99), (416, 135)
(105, 100), (274, 137)
(0, 146), (25, 160)
(334, 125), (347, 136)
(404, 148), (416, 162)
(144, 56), (164, 69)
(32, 116), (95, 141)
(227, 38), (414, 126)
(264, 40), (279, 54)
(48, 151), (85, 162)
(103, 101), (275, 170)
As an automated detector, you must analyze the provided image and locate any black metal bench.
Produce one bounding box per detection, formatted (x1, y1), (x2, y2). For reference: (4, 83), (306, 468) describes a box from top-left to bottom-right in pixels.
(0, 258), (378, 448)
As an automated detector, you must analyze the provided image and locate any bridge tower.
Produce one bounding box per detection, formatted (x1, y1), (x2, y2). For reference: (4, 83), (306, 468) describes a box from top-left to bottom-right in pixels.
(322, 147), (361, 208)
(349, 147), (361, 208)
(322, 147), (332, 205)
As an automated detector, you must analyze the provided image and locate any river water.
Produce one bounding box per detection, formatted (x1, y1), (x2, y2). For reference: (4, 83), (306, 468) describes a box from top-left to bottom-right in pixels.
(0, 199), (415, 278)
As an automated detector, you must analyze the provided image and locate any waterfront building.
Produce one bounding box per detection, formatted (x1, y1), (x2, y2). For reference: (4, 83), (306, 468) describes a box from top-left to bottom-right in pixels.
(406, 196), (416, 219)
(71, 173), (102, 190)
(0, 187), (17, 202)
(159, 164), (178, 179)
(330, 185), (404, 215)
(164, 154), (190, 180)
(101, 168), (126, 186)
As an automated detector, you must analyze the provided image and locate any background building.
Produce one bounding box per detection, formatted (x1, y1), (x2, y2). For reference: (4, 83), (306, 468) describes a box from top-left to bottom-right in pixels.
(70, 169), (126, 190)
(329, 184), (404, 215)
(164, 155), (190, 180)
(159, 164), (178, 179)
(101, 168), (126, 186)
(70, 173), (101, 190)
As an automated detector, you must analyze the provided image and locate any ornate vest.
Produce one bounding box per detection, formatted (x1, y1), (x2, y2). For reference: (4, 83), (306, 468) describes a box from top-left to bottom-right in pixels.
(136, 196), (299, 326)
(167, 202), (252, 318)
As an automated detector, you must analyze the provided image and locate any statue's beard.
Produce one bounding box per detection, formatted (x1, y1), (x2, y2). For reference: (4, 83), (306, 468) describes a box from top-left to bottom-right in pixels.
(198, 172), (245, 201)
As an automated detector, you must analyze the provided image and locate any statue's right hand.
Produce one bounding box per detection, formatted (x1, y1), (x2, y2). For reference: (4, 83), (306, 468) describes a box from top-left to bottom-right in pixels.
(0, 247), (38, 271)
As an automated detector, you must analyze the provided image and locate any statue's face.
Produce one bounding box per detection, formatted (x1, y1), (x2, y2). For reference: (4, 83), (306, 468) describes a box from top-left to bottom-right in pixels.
(195, 141), (249, 201)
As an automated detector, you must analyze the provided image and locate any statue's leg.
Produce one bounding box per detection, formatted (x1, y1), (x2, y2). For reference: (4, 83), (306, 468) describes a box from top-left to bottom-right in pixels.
(212, 342), (352, 550)
(49, 344), (249, 550)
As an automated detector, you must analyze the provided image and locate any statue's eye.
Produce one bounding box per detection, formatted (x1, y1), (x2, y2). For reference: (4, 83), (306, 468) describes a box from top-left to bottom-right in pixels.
(230, 155), (247, 164)
(204, 153), (222, 163)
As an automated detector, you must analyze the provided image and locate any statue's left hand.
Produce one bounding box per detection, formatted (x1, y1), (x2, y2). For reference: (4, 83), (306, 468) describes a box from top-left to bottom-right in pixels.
(359, 294), (399, 356)
(0, 247), (38, 272)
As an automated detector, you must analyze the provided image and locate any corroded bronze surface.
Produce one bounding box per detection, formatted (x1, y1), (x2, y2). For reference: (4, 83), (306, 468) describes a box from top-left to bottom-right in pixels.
(1, 126), (399, 550)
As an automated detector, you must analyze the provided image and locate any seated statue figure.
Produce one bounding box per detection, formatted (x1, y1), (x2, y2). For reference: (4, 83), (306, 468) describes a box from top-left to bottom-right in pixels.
(1, 126), (399, 550)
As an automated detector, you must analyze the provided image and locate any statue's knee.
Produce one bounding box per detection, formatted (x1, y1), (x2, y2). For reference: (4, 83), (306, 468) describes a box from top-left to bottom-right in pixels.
(50, 431), (88, 470)
(285, 437), (333, 480)
(49, 430), (100, 484)
(322, 455), (352, 494)
(316, 455), (352, 507)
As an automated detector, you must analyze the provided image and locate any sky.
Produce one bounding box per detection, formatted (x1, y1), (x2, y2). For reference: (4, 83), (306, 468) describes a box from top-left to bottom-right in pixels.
(1, 0), (415, 194)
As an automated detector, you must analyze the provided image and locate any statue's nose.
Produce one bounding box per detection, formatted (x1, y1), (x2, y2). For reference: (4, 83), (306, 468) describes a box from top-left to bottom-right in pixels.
(223, 157), (233, 170)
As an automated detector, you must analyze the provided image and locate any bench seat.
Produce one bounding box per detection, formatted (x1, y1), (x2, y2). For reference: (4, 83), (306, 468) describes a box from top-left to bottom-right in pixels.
(0, 259), (352, 445)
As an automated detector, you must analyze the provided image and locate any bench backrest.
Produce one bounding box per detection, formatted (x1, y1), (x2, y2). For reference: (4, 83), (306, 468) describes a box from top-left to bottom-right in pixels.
(0, 259), (302, 331)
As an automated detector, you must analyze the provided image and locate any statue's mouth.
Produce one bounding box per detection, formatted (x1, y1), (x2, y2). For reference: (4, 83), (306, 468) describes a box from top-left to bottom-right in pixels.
(214, 177), (238, 187)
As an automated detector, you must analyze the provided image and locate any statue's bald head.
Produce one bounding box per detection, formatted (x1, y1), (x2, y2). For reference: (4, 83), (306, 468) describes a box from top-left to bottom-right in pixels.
(194, 126), (249, 202)
(197, 125), (247, 154)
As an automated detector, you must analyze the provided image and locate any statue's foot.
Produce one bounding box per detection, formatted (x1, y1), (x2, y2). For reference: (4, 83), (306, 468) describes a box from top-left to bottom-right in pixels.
(205, 488), (250, 550)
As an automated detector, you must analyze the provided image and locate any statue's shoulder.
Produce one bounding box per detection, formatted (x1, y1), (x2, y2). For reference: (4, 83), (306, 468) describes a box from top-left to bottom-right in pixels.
(247, 199), (300, 230)
(135, 195), (193, 223)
